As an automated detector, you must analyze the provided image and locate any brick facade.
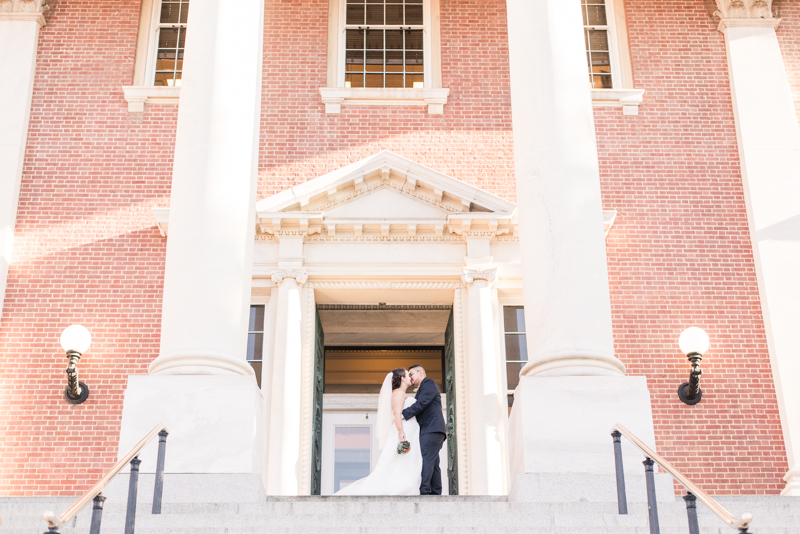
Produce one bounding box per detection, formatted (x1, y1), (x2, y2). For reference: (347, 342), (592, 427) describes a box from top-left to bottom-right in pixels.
(0, 0), (792, 495)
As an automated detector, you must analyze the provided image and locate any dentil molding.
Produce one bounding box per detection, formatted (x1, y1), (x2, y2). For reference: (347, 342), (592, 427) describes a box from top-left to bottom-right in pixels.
(271, 270), (308, 286)
(0, 0), (49, 25)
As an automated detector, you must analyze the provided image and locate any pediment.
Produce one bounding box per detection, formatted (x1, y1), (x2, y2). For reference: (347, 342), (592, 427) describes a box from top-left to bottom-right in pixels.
(325, 188), (447, 219)
(255, 151), (517, 216)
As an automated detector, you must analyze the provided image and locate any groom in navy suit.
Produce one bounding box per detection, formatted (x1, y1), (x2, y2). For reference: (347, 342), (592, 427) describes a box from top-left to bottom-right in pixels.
(402, 364), (447, 495)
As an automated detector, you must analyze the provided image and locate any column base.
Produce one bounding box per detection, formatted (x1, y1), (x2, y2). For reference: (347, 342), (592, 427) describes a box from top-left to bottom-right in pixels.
(118, 375), (264, 474)
(148, 350), (256, 375)
(508, 375), (657, 485)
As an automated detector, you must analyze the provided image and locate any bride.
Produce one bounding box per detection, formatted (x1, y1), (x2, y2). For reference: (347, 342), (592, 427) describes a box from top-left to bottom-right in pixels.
(335, 368), (422, 495)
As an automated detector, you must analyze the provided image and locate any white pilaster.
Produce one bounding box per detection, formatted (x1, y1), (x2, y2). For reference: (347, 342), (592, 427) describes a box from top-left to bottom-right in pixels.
(505, 0), (623, 377)
(716, 5), (800, 495)
(462, 265), (505, 495)
(0, 4), (46, 324)
(148, 0), (264, 375)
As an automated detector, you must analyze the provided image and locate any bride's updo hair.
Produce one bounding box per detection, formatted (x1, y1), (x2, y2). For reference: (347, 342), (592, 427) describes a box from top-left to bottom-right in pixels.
(391, 368), (407, 390)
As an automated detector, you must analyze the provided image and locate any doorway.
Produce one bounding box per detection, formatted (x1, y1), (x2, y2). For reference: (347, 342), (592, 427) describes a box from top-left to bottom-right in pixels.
(310, 304), (459, 495)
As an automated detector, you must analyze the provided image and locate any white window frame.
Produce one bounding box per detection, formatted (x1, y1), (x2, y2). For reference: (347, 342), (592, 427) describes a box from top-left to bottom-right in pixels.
(144, 0), (188, 88)
(583, 0), (622, 90)
(336, 0), (433, 90)
(321, 0), (449, 114)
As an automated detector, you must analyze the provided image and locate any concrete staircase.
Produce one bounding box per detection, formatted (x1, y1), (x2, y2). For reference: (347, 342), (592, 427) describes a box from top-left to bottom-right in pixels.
(2, 494), (799, 534)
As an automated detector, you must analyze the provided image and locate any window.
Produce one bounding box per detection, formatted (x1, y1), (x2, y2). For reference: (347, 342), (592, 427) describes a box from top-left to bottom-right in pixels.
(148, 0), (189, 87)
(582, 0), (614, 89)
(247, 304), (265, 387)
(343, 0), (425, 89)
(503, 306), (528, 409)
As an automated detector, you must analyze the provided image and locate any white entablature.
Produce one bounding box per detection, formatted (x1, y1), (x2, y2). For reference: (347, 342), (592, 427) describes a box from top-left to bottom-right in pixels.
(255, 151), (518, 241)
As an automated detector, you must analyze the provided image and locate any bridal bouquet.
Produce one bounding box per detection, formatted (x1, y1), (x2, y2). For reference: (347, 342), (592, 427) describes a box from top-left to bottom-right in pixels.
(397, 440), (411, 454)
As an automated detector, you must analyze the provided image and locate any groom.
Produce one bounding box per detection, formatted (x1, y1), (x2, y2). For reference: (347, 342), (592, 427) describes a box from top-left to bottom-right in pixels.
(402, 364), (447, 495)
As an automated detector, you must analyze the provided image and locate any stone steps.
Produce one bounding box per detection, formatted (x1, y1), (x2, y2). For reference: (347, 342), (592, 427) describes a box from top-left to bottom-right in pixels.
(1, 495), (798, 534)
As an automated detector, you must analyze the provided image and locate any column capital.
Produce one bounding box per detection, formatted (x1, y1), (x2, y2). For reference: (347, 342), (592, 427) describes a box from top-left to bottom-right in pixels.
(272, 269), (308, 286)
(0, 0), (50, 26)
(714, 0), (780, 31)
(461, 266), (497, 286)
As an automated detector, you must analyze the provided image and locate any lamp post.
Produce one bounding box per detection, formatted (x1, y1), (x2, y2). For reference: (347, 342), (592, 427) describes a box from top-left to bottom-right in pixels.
(60, 325), (92, 404)
(677, 327), (710, 405)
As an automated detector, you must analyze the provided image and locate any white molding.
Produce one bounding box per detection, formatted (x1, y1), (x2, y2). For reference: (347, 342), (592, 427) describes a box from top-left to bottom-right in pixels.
(319, 87), (450, 115)
(122, 86), (181, 113)
(152, 207), (169, 236)
(309, 281), (458, 290)
(0, 12), (45, 25)
(591, 88), (645, 116)
(298, 286), (315, 495)
(453, 283), (469, 495)
(717, 18), (781, 32)
(603, 209), (618, 237)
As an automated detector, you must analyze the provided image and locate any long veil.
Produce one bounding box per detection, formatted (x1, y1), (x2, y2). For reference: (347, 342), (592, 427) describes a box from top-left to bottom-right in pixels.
(375, 372), (394, 453)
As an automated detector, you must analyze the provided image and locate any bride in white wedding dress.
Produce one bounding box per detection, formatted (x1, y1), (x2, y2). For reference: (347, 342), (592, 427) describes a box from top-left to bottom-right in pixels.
(335, 368), (422, 495)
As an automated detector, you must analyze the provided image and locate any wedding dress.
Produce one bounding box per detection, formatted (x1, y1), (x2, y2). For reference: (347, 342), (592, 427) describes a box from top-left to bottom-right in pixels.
(335, 373), (422, 495)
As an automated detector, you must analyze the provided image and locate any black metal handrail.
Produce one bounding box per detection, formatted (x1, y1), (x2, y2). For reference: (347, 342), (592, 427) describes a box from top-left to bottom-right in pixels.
(43, 424), (169, 534)
(611, 423), (753, 534)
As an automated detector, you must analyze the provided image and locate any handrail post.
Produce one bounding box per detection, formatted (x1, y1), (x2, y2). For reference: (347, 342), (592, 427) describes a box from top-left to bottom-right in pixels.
(611, 430), (628, 514)
(89, 493), (106, 534)
(152, 430), (169, 514)
(683, 492), (700, 534)
(643, 457), (660, 534)
(125, 457), (141, 534)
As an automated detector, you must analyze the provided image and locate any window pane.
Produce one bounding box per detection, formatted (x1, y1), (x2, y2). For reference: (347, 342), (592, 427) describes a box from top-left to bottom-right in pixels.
(248, 305), (265, 331)
(158, 28), (180, 48)
(590, 52), (611, 73)
(385, 74), (403, 87)
(587, 29), (608, 51)
(405, 29), (423, 50)
(246, 332), (263, 361)
(506, 361), (525, 391)
(160, 2), (181, 23)
(405, 74), (423, 88)
(503, 306), (526, 333)
(406, 51), (423, 72)
(505, 334), (528, 362)
(154, 72), (173, 86)
(346, 4), (365, 24)
(385, 4), (403, 24)
(334, 427), (371, 493)
(365, 73), (383, 87)
(346, 73), (364, 87)
(249, 361), (262, 388)
(592, 74), (613, 89)
(386, 51), (403, 72)
(346, 50), (364, 71)
(405, 4), (423, 25)
(405, 0), (422, 3)
(346, 29), (364, 49)
(586, 4), (607, 25)
(365, 51), (383, 71)
(385, 30), (403, 50)
(366, 4), (383, 24)
(179, 1), (189, 24)
(365, 29), (383, 49)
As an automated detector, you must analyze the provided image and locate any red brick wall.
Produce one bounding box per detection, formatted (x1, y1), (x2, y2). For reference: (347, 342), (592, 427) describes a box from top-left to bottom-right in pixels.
(0, 0), (791, 497)
(0, 1), (175, 495)
(597, 0), (787, 494)
(257, 0), (515, 200)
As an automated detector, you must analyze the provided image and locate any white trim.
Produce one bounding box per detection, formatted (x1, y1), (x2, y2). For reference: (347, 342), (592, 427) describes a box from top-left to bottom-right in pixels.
(0, 12), (46, 26)
(123, 86), (180, 113)
(298, 286), (316, 495)
(591, 88), (645, 116)
(718, 18), (781, 32)
(319, 87), (449, 114)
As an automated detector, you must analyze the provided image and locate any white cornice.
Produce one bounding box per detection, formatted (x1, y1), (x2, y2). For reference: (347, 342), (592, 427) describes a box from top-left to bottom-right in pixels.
(0, 11), (45, 25)
(122, 86), (181, 113)
(717, 17), (780, 31)
(0, 0), (49, 26)
(591, 89), (645, 116)
(319, 87), (450, 115)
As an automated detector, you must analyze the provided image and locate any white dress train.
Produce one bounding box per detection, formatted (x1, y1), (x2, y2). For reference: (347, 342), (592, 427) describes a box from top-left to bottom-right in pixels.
(335, 395), (422, 495)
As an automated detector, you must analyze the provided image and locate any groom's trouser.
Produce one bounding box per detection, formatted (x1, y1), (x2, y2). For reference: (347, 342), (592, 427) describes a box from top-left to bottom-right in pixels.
(419, 431), (446, 495)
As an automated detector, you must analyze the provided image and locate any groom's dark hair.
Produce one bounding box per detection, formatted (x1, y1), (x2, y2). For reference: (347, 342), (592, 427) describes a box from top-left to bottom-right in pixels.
(408, 364), (424, 373)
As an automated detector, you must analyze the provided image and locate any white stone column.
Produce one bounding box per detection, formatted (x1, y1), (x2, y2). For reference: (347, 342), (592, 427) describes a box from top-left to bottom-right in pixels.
(117, 0), (267, 480)
(716, 3), (800, 496)
(504, 0), (660, 501)
(148, 0), (265, 375)
(505, 0), (622, 377)
(266, 268), (307, 495)
(0, 4), (46, 325)
(462, 266), (505, 495)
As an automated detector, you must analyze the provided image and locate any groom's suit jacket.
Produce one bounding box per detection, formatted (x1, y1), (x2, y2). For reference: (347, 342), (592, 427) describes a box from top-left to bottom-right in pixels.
(402, 377), (447, 436)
